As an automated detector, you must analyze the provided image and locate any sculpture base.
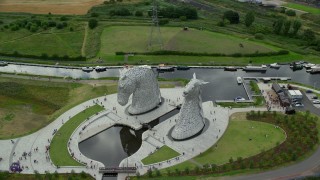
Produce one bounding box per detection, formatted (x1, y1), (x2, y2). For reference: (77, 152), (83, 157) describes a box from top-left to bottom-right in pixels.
(125, 97), (164, 116)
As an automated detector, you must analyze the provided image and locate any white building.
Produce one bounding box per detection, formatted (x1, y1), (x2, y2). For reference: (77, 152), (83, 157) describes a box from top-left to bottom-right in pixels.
(288, 90), (303, 100)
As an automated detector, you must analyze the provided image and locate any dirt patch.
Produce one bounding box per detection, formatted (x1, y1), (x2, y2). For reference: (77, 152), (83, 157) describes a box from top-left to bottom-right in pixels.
(0, 0), (104, 15)
(230, 112), (247, 120)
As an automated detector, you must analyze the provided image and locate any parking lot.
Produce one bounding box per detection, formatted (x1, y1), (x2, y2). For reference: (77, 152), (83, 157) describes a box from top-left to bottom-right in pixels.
(304, 91), (320, 109)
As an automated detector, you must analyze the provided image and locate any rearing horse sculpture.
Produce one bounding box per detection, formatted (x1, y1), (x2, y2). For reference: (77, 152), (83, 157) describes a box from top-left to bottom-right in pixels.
(171, 73), (208, 140)
(117, 66), (161, 115)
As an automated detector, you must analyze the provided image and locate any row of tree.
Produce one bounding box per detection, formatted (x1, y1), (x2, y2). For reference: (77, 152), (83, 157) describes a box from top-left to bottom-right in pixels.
(1, 17), (70, 32)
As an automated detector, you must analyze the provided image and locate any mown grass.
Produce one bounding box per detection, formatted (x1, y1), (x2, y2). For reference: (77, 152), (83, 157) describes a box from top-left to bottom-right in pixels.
(142, 145), (180, 165)
(50, 105), (105, 166)
(284, 3), (320, 14)
(165, 29), (273, 54)
(98, 26), (274, 56)
(159, 118), (285, 174)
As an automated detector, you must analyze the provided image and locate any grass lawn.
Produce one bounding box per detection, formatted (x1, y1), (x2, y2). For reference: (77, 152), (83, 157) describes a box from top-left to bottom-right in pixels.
(0, 24), (85, 57)
(0, 76), (118, 139)
(160, 117), (286, 173)
(284, 3), (320, 14)
(50, 104), (105, 166)
(141, 145), (180, 165)
(97, 26), (274, 57)
(193, 119), (285, 165)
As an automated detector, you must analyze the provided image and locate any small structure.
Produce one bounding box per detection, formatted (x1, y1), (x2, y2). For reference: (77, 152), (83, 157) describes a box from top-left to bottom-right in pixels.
(272, 83), (283, 93)
(288, 90), (303, 100)
(117, 66), (161, 115)
(171, 73), (208, 140)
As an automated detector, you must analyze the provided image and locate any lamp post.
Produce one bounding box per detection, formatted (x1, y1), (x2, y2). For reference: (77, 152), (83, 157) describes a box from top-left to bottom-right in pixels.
(125, 144), (129, 179)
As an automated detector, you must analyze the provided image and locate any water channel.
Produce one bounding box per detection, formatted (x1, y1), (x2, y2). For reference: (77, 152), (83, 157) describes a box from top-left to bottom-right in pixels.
(0, 64), (319, 179)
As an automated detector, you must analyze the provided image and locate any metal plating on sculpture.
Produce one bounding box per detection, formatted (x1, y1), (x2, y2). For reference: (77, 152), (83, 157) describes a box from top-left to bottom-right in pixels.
(171, 73), (208, 140)
(117, 66), (161, 115)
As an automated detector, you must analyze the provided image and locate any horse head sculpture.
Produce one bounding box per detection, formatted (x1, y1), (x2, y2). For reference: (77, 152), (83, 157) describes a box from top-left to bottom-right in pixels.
(117, 66), (161, 115)
(171, 73), (209, 140)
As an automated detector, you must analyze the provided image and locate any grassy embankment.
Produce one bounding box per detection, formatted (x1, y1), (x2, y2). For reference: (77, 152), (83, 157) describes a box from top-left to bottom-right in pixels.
(142, 145), (180, 165)
(0, 77), (118, 139)
(50, 104), (104, 166)
(284, 3), (320, 14)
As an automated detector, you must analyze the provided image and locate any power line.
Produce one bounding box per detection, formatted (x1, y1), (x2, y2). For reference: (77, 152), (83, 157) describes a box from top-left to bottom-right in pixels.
(147, 0), (163, 50)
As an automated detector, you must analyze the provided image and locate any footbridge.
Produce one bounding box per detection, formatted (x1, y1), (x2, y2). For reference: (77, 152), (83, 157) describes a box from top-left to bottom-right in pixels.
(99, 167), (137, 174)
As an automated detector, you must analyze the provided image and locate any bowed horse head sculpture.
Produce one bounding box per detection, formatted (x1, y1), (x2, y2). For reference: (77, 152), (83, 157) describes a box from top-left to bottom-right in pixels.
(117, 66), (161, 115)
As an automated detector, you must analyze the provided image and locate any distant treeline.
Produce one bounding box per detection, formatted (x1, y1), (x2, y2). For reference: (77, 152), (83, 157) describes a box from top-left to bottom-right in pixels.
(0, 52), (86, 61)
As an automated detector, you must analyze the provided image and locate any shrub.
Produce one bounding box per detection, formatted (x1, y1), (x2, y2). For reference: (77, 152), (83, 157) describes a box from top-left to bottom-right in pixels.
(48, 21), (56, 27)
(88, 19), (98, 29)
(56, 23), (64, 29)
(60, 16), (68, 21)
(255, 33), (264, 40)
(217, 21), (225, 27)
(91, 12), (99, 17)
(135, 11), (143, 17)
(159, 18), (169, 25)
(224, 10), (240, 24)
(285, 10), (296, 16)
(179, 16), (187, 21)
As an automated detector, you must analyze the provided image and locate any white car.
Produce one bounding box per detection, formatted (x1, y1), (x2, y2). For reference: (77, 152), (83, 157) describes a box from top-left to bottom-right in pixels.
(313, 100), (320, 104)
(235, 96), (245, 101)
(294, 102), (304, 107)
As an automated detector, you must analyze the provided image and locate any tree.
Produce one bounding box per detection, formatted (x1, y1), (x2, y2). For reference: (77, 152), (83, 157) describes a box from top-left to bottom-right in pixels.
(184, 167), (190, 174)
(155, 168), (161, 176)
(285, 10), (296, 16)
(135, 11), (143, 17)
(292, 20), (301, 36)
(283, 20), (291, 35)
(224, 10), (240, 24)
(303, 29), (316, 44)
(88, 19), (98, 29)
(245, 11), (255, 27)
(273, 19), (284, 34)
(147, 169), (153, 177)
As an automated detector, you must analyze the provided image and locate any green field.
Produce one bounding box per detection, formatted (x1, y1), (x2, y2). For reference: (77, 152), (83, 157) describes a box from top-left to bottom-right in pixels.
(50, 105), (105, 166)
(0, 26), (85, 57)
(142, 145), (180, 165)
(161, 119), (286, 173)
(0, 76), (119, 139)
(98, 26), (274, 57)
(284, 3), (320, 14)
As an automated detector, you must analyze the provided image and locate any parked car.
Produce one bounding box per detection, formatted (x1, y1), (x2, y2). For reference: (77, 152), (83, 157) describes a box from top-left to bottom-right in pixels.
(312, 96), (318, 99)
(294, 102), (304, 107)
(234, 96), (246, 101)
(306, 90), (313, 93)
(313, 100), (320, 104)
